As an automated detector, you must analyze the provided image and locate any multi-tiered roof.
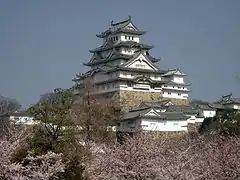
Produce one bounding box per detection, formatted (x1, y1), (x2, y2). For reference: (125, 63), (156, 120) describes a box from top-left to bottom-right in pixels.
(73, 16), (191, 101)
(83, 16), (160, 68)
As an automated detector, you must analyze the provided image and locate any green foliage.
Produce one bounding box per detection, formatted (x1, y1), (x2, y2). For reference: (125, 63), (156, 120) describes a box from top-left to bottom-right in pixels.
(12, 88), (88, 179)
(27, 88), (74, 141)
(199, 117), (216, 134)
(12, 87), (121, 179)
(217, 111), (240, 136)
(199, 109), (240, 136)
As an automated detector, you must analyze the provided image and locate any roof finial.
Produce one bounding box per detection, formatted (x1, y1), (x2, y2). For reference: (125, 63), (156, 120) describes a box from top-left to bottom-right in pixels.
(111, 20), (114, 26)
(128, 15), (131, 21)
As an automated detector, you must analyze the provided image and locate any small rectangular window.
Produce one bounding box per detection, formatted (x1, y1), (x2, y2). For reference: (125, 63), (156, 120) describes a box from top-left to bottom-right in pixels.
(116, 36), (118, 40)
(178, 93), (181, 96)
(132, 36), (134, 40)
(125, 36), (127, 39)
(168, 92), (171, 95)
(173, 86), (175, 88)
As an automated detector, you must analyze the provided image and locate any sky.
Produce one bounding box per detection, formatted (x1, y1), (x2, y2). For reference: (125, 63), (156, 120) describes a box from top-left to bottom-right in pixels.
(0, 0), (240, 107)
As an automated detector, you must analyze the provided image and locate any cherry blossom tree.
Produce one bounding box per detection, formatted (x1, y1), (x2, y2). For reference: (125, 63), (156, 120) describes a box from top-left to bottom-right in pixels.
(86, 133), (240, 180)
(0, 125), (65, 180)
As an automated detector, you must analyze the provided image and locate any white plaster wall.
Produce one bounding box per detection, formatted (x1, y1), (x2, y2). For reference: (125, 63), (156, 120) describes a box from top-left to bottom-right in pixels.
(141, 119), (188, 132)
(186, 116), (205, 124)
(187, 116), (197, 124)
(195, 117), (205, 123)
(173, 76), (184, 83)
(93, 85), (163, 94)
(120, 34), (140, 43)
(133, 84), (151, 90)
(162, 85), (188, 91)
(151, 75), (161, 81)
(9, 116), (38, 125)
(162, 91), (188, 100)
(120, 47), (137, 55)
(119, 72), (162, 81)
(119, 86), (162, 92)
(203, 110), (216, 118)
(90, 80), (189, 96)
(233, 104), (240, 110)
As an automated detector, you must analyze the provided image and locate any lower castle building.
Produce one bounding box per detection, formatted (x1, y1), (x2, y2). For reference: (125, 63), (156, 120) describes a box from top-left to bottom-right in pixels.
(73, 16), (191, 108)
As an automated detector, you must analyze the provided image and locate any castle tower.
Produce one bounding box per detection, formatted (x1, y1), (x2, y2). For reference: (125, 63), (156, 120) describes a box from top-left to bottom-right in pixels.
(73, 16), (191, 107)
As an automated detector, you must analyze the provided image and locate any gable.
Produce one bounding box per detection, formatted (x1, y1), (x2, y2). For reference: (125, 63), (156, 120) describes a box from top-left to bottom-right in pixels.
(144, 109), (159, 117)
(124, 53), (158, 71)
(123, 22), (138, 31)
(174, 70), (184, 76)
(165, 101), (175, 106)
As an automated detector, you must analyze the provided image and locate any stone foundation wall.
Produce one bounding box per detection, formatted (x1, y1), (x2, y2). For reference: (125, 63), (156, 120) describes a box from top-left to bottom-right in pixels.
(82, 90), (189, 109)
(119, 91), (189, 108)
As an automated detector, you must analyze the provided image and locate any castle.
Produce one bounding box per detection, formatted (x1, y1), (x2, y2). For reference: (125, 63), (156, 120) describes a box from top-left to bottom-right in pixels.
(73, 16), (191, 108)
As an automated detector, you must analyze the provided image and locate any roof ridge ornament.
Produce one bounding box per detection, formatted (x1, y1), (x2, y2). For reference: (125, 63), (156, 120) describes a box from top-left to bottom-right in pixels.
(128, 15), (132, 21)
(111, 20), (114, 26)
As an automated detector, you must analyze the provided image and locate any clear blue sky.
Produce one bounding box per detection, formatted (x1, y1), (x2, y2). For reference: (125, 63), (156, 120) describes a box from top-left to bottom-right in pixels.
(0, 0), (239, 107)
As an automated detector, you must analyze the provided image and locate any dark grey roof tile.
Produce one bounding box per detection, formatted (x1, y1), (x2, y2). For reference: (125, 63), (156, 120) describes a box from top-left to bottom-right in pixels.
(166, 105), (199, 115)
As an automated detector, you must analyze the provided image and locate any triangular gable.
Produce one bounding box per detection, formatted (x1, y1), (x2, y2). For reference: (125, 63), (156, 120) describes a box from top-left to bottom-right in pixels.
(123, 22), (139, 31)
(165, 101), (175, 106)
(174, 70), (184, 76)
(111, 17), (139, 32)
(144, 109), (160, 117)
(123, 52), (159, 71)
